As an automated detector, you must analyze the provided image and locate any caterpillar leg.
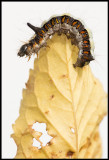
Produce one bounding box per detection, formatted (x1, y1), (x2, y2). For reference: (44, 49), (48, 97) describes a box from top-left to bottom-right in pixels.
(28, 56), (31, 61)
(42, 42), (50, 49)
(45, 44), (50, 48)
(71, 39), (78, 46)
(57, 29), (62, 36)
(36, 51), (39, 59)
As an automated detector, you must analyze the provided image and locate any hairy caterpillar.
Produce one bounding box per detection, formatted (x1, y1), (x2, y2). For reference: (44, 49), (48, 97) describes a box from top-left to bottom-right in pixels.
(17, 15), (94, 68)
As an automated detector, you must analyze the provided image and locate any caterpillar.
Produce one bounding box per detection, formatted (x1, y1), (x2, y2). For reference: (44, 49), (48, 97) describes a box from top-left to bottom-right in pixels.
(17, 15), (94, 68)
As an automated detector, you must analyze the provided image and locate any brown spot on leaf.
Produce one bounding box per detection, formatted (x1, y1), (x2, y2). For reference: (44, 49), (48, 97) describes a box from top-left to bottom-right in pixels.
(66, 150), (74, 157)
(47, 141), (52, 145)
(50, 134), (57, 138)
(87, 137), (91, 146)
(51, 152), (57, 158)
(94, 81), (96, 84)
(25, 81), (34, 91)
(45, 110), (49, 114)
(61, 74), (68, 78)
(25, 82), (30, 89)
(94, 132), (99, 141)
(28, 125), (34, 132)
(50, 94), (55, 100)
(25, 82), (28, 87)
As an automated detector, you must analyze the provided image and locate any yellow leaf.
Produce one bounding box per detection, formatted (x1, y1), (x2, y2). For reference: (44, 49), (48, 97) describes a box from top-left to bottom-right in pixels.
(12, 34), (107, 158)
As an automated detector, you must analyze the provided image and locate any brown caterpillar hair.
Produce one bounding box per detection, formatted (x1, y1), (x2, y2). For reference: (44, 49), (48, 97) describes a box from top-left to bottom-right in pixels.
(17, 15), (94, 68)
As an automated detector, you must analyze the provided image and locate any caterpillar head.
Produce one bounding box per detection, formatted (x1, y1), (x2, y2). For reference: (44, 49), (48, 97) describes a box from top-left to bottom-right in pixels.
(73, 53), (94, 68)
(17, 44), (29, 57)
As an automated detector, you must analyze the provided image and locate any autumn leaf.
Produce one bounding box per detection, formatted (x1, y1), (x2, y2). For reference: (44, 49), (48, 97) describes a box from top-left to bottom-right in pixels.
(11, 34), (107, 158)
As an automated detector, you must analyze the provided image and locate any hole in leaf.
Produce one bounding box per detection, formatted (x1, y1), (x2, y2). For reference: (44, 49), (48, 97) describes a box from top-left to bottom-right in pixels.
(32, 122), (53, 148)
(32, 122), (47, 133)
(71, 127), (75, 133)
(39, 133), (53, 146)
(33, 138), (41, 149)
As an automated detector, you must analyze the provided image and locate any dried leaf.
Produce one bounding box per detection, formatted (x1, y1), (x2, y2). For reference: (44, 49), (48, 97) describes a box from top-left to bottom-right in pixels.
(12, 34), (107, 158)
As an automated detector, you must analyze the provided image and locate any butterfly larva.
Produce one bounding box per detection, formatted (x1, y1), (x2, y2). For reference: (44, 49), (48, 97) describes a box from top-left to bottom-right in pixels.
(17, 15), (94, 68)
